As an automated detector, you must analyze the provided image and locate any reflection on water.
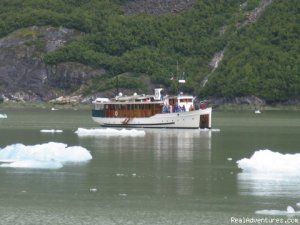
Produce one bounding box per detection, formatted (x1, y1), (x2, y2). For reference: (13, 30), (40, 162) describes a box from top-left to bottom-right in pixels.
(78, 128), (212, 197)
(238, 172), (300, 197)
(146, 129), (212, 161)
(148, 129), (212, 196)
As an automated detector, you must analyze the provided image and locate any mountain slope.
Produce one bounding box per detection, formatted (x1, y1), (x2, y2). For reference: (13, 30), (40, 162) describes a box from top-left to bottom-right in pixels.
(0, 0), (299, 103)
(202, 0), (300, 102)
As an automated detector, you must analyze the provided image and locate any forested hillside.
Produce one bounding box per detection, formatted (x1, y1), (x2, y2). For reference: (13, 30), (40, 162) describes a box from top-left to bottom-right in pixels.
(0, 0), (299, 103)
(202, 0), (300, 103)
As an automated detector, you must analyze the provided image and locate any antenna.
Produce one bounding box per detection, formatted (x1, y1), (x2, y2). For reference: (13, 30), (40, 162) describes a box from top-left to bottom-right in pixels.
(115, 75), (119, 96)
(175, 61), (186, 94)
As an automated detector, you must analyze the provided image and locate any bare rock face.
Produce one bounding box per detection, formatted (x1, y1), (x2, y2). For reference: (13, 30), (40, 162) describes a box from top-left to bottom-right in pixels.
(122, 0), (195, 15)
(0, 26), (105, 101)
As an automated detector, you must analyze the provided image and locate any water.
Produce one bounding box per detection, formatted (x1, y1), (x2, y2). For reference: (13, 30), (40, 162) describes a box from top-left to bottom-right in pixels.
(1, 109), (300, 224)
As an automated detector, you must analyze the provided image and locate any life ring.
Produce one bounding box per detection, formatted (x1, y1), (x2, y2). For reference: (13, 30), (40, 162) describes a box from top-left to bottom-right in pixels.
(114, 111), (118, 117)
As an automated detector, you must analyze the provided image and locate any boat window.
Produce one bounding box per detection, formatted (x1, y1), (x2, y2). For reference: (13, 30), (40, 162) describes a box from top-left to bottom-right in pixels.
(95, 104), (103, 110)
(179, 99), (192, 103)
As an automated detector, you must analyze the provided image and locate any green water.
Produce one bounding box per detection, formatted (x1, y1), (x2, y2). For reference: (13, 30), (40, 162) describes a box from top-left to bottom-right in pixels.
(0, 109), (300, 225)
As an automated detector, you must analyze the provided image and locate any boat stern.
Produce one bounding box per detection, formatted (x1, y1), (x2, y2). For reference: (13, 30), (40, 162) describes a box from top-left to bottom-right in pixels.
(199, 107), (212, 129)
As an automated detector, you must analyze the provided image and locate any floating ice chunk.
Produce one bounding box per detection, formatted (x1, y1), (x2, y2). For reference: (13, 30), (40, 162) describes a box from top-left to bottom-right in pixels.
(119, 193), (127, 197)
(287, 206), (295, 214)
(200, 128), (220, 132)
(0, 113), (7, 119)
(237, 150), (300, 174)
(212, 128), (221, 132)
(297, 202), (300, 208)
(0, 142), (92, 169)
(227, 157), (233, 161)
(256, 206), (299, 216)
(1, 160), (63, 169)
(89, 188), (97, 192)
(255, 209), (288, 216)
(75, 128), (146, 137)
(40, 129), (63, 133)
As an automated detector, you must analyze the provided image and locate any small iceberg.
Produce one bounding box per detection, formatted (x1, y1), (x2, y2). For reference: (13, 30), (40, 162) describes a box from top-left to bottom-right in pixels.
(199, 128), (221, 132)
(254, 109), (261, 114)
(238, 150), (300, 197)
(75, 128), (146, 137)
(211, 128), (221, 132)
(0, 113), (7, 119)
(40, 129), (63, 133)
(287, 206), (296, 214)
(237, 150), (300, 174)
(256, 206), (299, 216)
(0, 142), (92, 169)
(89, 188), (97, 192)
(1, 159), (63, 169)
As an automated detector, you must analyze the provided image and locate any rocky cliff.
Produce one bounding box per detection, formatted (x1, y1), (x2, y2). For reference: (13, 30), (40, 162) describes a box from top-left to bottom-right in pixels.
(0, 26), (105, 102)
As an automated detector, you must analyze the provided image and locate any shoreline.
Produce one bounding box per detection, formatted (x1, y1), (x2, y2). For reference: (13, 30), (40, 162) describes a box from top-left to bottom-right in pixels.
(1, 101), (300, 111)
(0, 102), (92, 110)
(213, 103), (300, 111)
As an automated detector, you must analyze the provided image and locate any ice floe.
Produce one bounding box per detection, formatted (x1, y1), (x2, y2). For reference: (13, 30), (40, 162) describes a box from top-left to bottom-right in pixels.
(2, 159), (63, 169)
(287, 206), (296, 213)
(199, 128), (220, 132)
(256, 206), (300, 216)
(0, 142), (92, 169)
(75, 128), (146, 137)
(237, 149), (300, 174)
(0, 113), (7, 119)
(40, 129), (63, 133)
(89, 188), (97, 192)
(237, 150), (300, 197)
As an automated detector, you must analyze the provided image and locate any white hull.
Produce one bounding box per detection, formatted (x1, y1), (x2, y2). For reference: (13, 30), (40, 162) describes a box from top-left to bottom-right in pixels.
(92, 108), (212, 129)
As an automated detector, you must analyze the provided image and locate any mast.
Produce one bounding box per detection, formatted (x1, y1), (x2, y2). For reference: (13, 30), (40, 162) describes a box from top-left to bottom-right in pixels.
(176, 61), (185, 94)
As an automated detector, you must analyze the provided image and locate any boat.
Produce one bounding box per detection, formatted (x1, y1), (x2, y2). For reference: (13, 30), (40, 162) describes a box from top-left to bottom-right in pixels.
(91, 88), (212, 129)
